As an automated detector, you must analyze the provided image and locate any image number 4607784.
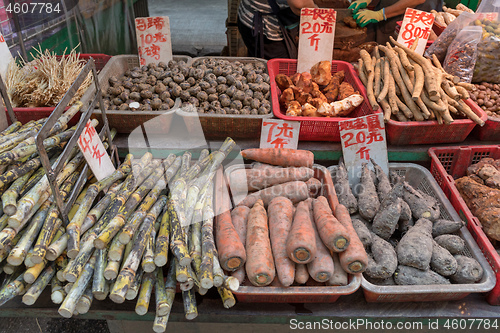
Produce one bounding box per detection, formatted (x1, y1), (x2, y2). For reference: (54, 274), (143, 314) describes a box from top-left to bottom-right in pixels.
(6, 2), (61, 15)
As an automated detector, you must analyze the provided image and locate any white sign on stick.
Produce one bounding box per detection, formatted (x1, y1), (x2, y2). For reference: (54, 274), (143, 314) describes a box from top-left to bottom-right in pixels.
(396, 8), (435, 55)
(297, 8), (336, 73)
(339, 113), (388, 193)
(0, 33), (13, 79)
(260, 119), (300, 149)
(78, 120), (115, 181)
(135, 16), (173, 66)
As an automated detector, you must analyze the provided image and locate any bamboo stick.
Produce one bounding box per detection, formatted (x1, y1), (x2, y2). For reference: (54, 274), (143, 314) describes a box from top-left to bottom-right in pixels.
(58, 254), (96, 318)
(135, 271), (155, 315)
(22, 262), (56, 305)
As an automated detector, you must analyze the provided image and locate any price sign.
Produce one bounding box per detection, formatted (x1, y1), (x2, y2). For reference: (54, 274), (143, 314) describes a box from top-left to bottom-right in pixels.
(477, 12), (499, 21)
(297, 8), (336, 73)
(78, 120), (115, 181)
(396, 8), (435, 55)
(0, 33), (13, 79)
(260, 119), (300, 149)
(135, 16), (173, 66)
(339, 113), (388, 191)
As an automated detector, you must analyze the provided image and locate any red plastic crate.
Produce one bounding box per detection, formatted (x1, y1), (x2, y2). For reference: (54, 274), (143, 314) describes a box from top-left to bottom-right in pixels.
(385, 99), (488, 145)
(6, 54), (112, 126)
(429, 145), (500, 306)
(473, 116), (500, 141)
(268, 58), (378, 142)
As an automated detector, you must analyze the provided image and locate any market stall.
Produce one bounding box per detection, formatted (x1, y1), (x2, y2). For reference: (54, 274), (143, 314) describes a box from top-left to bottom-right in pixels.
(0, 1), (499, 332)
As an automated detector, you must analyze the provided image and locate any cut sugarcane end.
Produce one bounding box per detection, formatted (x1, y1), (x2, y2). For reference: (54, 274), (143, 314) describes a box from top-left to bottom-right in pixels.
(58, 307), (73, 318)
(109, 292), (126, 304)
(93, 291), (107, 301)
(213, 276), (224, 288)
(22, 294), (36, 306)
(67, 249), (79, 260)
(224, 276), (240, 292)
(154, 255), (168, 267)
(135, 305), (148, 316)
(51, 291), (65, 304)
(200, 278), (213, 290)
(76, 299), (91, 314)
(180, 280), (194, 291)
(7, 252), (25, 266)
(118, 233), (132, 245)
(156, 303), (170, 317)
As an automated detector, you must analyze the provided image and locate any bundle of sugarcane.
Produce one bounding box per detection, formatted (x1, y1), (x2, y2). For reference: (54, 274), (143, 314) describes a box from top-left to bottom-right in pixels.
(355, 37), (482, 125)
(5, 47), (93, 108)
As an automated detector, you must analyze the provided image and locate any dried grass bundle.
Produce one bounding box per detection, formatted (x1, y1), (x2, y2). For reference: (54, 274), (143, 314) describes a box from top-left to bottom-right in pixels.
(6, 47), (92, 107)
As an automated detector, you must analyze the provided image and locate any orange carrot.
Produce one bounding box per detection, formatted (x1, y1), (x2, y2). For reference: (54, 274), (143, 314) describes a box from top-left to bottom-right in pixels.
(268, 197), (295, 287)
(336, 204), (368, 274)
(241, 148), (314, 168)
(312, 197), (350, 252)
(230, 206), (251, 283)
(295, 264), (309, 284)
(306, 177), (323, 198)
(286, 198), (317, 264)
(252, 162), (279, 170)
(307, 201), (334, 283)
(318, 196), (333, 214)
(215, 210), (246, 272)
(245, 199), (275, 286)
(229, 167), (314, 193)
(237, 181), (310, 208)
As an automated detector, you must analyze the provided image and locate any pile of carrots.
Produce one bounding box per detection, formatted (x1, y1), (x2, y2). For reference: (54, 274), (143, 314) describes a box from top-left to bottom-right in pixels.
(214, 148), (368, 288)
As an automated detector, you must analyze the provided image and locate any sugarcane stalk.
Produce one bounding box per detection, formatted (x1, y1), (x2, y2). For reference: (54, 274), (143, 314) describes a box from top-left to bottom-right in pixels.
(0, 228), (23, 262)
(104, 260), (120, 281)
(67, 155), (133, 256)
(142, 228), (156, 273)
(0, 156), (42, 189)
(224, 275), (240, 292)
(24, 258), (48, 284)
(0, 273), (26, 306)
(46, 232), (68, 261)
(75, 285), (93, 314)
(199, 184), (215, 289)
(178, 151), (192, 179)
(180, 279), (194, 291)
(51, 274), (66, 304)
(31, 215), (63, 264)
(218, 286), (236, 309)
(0, 122), (22, 137)
(0, 123), (43, 154)
(108, 235), (127, 262)
(182, 289), (198, 320)
(213, 255), (224, 288)
(126, 267), (144, 301)
(94, 160), (162, 250)
(63, 236), (96, 283)
(2, 263), (17, 274)
(64, 282), (74, 294)
(168, 189), (191, 266)
(55, 254), (68, 282)
(22, 262), (56, 305)
(135, 270), (155, 316)
(154, 209), (170, 267)
(153, 314), (169, 333)
(48, 101), (83, 137)
(58, 253), (96, 318)
(206, 138), (235, 175)
(154, 267), (169, 316)
(164, 156), (182, 185)
(2, 169), (34, 216)
(19, 167), (45, 197)
(92, 247), (108, 300)
(118, 177), (167, 244)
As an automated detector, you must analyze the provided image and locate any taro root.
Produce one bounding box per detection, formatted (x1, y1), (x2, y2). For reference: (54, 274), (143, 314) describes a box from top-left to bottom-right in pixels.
(160, 91), (170, 102)
(130, 92), (141, 102)
(155, 83), (167, 94)
(151, 98), (162, 110)
(140, 90), (153, 100)
(180, 82), (191, 90)
(112, 97), (124, 106)
(180, 91), (191, 101)
(208, 94), (219, 102)
(197, 91), (208, 102)
(216, 84), (228, 94)
(219, 94), (231, 107)
(188, 97), (200, 107)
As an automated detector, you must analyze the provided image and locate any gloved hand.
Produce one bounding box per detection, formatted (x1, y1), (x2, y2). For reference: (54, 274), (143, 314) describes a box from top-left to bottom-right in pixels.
(354, 9), (385, 27)
(348, 0), (372, 15)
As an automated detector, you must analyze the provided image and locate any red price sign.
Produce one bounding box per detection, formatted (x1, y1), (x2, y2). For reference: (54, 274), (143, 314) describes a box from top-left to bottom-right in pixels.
(396, 8), (435, 55)
(297, 8), (336, 73)
(477, 12), (499, 21)
(78, 120), (115, 181)
(339, 114), (388, 188)
(135, 16), (172, 66)
(260, 119), (300, 149)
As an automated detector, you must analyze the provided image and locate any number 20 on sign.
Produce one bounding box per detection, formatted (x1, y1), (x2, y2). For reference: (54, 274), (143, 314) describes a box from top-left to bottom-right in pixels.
(339, 113), (388, 189)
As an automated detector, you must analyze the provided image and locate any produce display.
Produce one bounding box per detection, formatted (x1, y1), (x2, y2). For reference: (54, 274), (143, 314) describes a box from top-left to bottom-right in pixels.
(357, 37), (484, 126)
(102, 58), (272, 115)
(275, 61), (364, 117)
(455, 157), (500, 245)
(469, 82), (500, 117)
(431, 4), (475, 28)
(472, 18), (500, 83)
(331, 160), (484, 286)
(5, 49), (92, 108)
(220, 148), (368, 288)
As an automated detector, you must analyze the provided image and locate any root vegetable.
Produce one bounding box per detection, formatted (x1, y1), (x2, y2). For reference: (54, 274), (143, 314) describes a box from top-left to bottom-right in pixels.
(307, 205), (334, 283)
(352, 218), (372, 248)
(241, 148), (314, 168)
(327, 252), (348, 286)
(215, 207), (246, 273)
(295, 264), (309, 284)
(286, 199), (316, 264)
(450, 255), (484, 284)
(357, 163), (380, 221)
(403, 182), (440, 221)
(336, 204), (368, 274)
(372, 198), (402, 240)
(236, 181), (310, 208)
(333, 162), (358, 214)
(365, 233), (398, 280)
(434, 234), (466, 255)
(431, 240), (457, 277)
(396, 218), (433, 271)
(306, 178), (322, 198)
(432, 219), (465, 237)
(394, 265), (451, 285)
(312, 197), (349, 252)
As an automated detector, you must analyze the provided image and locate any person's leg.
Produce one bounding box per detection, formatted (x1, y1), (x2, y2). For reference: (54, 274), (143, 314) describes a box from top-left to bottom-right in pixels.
(238, 17), (258, 57)
(238, 17), (289, 59)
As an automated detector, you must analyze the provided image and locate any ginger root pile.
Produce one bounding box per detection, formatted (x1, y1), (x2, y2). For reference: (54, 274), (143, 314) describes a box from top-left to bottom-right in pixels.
(276, 61), (364, 117)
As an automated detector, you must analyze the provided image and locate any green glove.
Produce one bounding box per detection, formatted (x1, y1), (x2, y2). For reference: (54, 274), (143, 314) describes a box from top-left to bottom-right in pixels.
(353, 9), (385, 28)
(348, 0), (372, 15)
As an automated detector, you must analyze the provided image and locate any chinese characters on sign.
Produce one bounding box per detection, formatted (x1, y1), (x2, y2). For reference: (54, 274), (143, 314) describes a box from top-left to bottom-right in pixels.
(339, 114), (388, 192)
(260, 119), (300, 149)
(396, 8), (435, 56)
(78, 120), (115, 181)
(297, 8), (336, 73)
(476, 12), (499, 21)
(135, 16), (172, 66)
(0, 33), (13, 79)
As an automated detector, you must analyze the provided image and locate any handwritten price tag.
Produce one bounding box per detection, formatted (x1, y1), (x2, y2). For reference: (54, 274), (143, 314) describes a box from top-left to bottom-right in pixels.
(339, 114), (388, 191)
(135, 16), (173, 66)
(397, 8), (435, 56)
(260, 119), (300, 149)
(78, 120), (115, 181)
(297, 8), (336, 73)
(0, 33), (13, 79)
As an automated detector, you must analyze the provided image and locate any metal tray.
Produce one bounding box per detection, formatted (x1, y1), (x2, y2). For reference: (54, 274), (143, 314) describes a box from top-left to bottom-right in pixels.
(328, 163), (496, 302)
(217, 164), (361, 303)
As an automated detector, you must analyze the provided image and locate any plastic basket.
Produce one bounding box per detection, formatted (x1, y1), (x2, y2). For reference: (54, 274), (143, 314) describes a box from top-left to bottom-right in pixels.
(330, 163), (495, 303)
(429, 145), (500, 305)
(80, 55), (192, 134)
(268, 59), (378, 142)
(218, 164), (361, 303)
(6, 54), (112, 126)
(472, 116), (500, 141)
(177, 57), (272, 140)
(385, 99), (488, 145)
